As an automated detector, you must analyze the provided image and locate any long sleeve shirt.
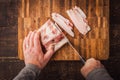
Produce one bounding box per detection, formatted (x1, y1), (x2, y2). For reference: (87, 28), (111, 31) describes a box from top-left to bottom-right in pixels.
(13, 64), (113, 80)
(86, 67), (113, 80)
(13, 64), (41, 80)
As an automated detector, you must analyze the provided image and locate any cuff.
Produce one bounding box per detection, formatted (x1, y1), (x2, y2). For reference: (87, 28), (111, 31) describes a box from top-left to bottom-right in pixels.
(86, 67), (113, 80)
(25, 64), (41, 75)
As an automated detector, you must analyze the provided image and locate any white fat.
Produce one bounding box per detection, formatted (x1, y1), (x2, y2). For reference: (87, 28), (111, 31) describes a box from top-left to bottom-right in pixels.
(52, 13), (74, 37)
(74, 6), (86, 19)
(66, 7), (91, 35)
(54, 37), (68, 52)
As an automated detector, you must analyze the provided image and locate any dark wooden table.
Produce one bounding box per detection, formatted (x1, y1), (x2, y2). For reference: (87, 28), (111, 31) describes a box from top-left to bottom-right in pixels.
(0, 0), (120, 80)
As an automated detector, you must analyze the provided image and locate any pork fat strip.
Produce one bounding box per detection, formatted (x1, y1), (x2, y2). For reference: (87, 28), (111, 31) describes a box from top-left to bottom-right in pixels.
(66, 6), (90, 35)
(52, 13), (74, 37)
(38, 19), (68, 52)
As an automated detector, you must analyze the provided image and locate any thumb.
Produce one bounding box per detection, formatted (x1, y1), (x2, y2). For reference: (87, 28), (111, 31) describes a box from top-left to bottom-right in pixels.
(44, 44), (55, 63)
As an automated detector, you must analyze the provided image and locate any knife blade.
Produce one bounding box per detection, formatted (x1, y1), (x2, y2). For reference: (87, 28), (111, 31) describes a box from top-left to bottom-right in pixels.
(54, 23), (86, 64)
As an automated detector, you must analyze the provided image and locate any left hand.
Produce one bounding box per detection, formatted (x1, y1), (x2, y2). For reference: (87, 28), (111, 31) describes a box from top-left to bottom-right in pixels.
(23, 30), (54, 69)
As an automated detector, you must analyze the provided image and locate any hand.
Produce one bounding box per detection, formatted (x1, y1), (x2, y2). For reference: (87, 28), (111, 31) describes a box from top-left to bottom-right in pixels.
(23, 30), (54, 69)
(81, 58), (104, 78)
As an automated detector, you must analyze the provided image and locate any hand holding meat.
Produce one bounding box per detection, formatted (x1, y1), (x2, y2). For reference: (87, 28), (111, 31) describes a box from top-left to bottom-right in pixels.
(23, 31), (54, 69)
(81, 58), (104, 78)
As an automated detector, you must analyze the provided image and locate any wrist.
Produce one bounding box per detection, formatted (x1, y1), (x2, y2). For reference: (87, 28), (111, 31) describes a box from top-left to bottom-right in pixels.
(86, 67), (112, 80)
(25, 64), (41, 75)
(25, 60), (43, 69)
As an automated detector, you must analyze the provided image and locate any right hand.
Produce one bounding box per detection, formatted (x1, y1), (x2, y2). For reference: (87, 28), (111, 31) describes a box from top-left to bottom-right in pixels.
(81, 58), (104, 78)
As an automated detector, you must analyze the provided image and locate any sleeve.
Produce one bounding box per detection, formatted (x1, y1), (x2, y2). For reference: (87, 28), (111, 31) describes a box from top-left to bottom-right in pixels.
(13, 64), (41, 80)
(86, 67), (113, 80)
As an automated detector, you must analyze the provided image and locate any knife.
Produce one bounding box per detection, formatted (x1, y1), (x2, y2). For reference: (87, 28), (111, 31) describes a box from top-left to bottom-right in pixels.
(54, 23), (86, 64)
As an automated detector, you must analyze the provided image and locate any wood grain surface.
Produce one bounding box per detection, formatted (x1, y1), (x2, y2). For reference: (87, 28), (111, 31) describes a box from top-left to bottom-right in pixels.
(18, 0), (109, 60)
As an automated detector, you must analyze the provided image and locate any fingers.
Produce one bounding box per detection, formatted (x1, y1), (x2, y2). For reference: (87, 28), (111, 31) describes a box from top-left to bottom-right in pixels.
(86, 58), (95, 63)
(25, 31), (32, 48)
(29, 31), (36, 47)
(23, 31), (32, 51)
(34, 31), (41, 49)
(23, 31), (36, 50)
(23, 30), (42, 51)
(44, 44), (54, 63)
(23, 37), (27, 52)
(81, 58), (104, 78)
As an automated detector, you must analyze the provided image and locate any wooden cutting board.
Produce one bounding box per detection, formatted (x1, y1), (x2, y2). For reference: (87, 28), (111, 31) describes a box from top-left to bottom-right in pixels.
(18, 0), (109, 60)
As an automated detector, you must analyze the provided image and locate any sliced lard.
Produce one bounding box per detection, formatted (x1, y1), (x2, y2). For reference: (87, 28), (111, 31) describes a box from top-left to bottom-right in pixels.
(38, 19), (68, 52)
(52, 13), (74, 37)
(66, 6), (90, 35)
